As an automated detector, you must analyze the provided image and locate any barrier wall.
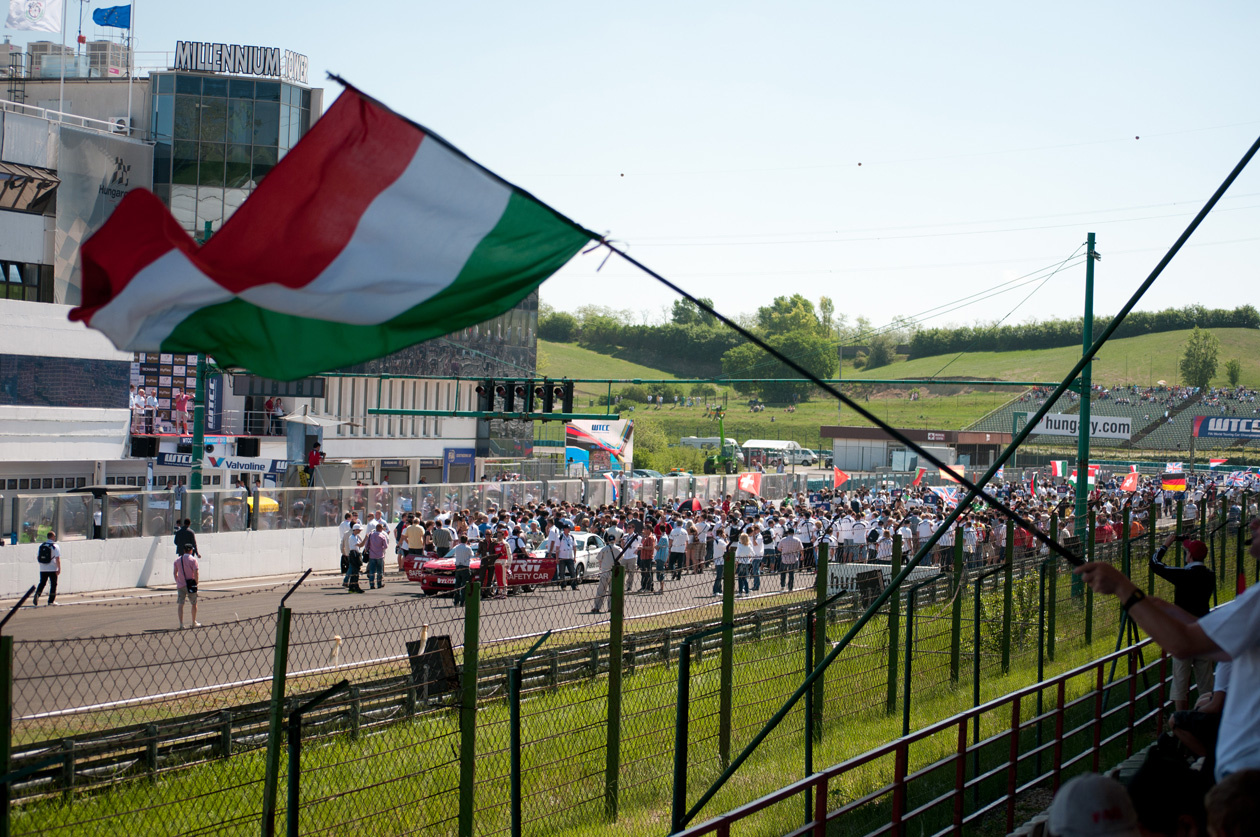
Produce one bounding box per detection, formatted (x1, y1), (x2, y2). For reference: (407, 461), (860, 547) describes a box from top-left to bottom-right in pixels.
(0, 526), (341, 598)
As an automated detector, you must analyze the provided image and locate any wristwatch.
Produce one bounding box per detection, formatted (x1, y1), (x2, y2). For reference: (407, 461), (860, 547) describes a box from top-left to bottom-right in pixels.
(1121, 588), (1147, 612)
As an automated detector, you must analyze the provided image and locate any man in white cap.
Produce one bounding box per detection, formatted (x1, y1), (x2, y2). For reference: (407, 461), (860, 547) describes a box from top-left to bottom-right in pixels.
(1047, 773), (1140, 836)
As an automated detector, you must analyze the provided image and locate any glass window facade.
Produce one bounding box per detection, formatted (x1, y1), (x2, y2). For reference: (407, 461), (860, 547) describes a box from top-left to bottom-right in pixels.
(150, 72), (313, 236)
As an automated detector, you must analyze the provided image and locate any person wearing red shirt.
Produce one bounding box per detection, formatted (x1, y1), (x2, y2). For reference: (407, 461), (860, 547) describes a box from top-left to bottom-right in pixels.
(481, 529), (510, 598)
(306, 442), (325, 483)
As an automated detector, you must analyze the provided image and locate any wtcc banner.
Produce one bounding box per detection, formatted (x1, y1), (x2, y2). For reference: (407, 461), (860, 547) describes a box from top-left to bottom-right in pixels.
(1193, 416), (1260, 440)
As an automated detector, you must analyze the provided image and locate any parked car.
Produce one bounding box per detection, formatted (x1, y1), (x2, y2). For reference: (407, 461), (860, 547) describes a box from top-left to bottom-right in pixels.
(404, 532), (609, 595)
(782, 449), (818, 466)
(631, 469), (665, 479)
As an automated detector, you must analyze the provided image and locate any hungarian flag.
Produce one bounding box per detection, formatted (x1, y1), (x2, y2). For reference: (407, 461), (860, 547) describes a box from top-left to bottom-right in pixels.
(833, 467), (849, 488)
(911, 467), (927, 487)
(1029, 473), (1037, 495)
(1050, 460), (1068, 477)
(1162, 475), (1187, 492)
(1130, 465), (1140, 473)
(737, 472), (762, 497)
(68, 86), (595, 380)
(1121, 472), (1140, 492)
(1209, 459), (1229, 468)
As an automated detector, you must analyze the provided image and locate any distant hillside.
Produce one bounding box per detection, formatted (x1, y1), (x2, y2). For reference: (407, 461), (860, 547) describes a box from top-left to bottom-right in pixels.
(537, 340), (676, 399)
(850, 328), (1260, 388)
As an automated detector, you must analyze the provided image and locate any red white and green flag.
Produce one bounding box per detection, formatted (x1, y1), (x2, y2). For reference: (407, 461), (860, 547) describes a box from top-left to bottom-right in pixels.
(69, 86), (596, 380)
(1049, 460), (1069, 478)
(1070, 464), (1100, 486)
(1209, 458), (1229, 468)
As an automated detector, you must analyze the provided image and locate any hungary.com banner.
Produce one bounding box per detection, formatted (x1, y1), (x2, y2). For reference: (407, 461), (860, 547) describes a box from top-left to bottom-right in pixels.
(1193, 416), (1260, 440)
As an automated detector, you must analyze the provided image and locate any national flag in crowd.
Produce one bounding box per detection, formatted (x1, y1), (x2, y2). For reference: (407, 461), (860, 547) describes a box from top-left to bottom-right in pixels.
(1121, 472), (1141, 492)
(1165, 462), (1184, 474)
(1209, 459), (1229, 468)
(69, 87), (596, 380)
(1070, 464), (1100, 486)
(1050, 460), (1068, 478)
(6, 0), (64, 32)
(737, 472), (762, 497)
(929, 486), (960, 508)
(940, 465), (964, 483)
(994, 465), (1005, 481)
(1227, 471), (1250, 488)
(911, 467), (927, 487)
(833, 467), (849, 488)
(1161, 475), (1187, 492)
(90, 3), (130, 28)
(1029, 473), (1037, 495)
(604, 473), (619, 503)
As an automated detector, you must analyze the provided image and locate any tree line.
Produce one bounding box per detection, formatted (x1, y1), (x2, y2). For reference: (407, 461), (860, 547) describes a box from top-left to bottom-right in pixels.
(907, 304), (1258, 359)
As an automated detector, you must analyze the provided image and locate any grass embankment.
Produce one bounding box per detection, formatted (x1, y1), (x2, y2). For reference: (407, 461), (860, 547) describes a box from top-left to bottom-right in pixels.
(18, 533), (1247, 837)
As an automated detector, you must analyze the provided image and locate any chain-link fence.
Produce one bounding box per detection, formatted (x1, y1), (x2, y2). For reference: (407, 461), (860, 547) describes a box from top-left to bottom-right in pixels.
(1, 495), (1252, 836)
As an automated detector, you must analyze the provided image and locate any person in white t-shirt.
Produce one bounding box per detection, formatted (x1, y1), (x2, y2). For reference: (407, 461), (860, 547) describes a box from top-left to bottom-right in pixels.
(174, 543), (200, 628)
(33, 531), (60, 607)
(1077, 516), (1260, 781)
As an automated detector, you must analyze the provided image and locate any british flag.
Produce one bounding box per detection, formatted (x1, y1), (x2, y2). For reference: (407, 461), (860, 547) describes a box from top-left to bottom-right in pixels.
(1227, 471), (1250, 488)
(929, 486), (961, 508)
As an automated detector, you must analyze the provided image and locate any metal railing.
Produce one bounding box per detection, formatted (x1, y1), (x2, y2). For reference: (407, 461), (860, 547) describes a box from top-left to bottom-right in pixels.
(672, 639), (1167, 837)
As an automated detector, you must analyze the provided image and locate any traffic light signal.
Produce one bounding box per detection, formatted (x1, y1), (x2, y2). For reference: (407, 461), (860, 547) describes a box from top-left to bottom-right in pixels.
(495, 382), (509, 411)
(475, 379), (494, 412)
(515, 381), (533, 413)
(561, 381), (574, 413)
(540, 378), (555, 412)
(502, 381), (516, 411)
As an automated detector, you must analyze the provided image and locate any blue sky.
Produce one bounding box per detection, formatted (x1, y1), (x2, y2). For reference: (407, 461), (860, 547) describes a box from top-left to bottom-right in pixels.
(12, 1), (1260, 329)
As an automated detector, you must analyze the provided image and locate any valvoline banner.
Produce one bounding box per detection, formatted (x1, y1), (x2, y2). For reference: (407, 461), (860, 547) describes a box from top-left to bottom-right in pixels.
(1192, 416), (1260, 440)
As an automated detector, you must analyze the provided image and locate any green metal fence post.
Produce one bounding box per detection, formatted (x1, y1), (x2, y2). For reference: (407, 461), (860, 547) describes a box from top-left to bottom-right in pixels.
(718, 555), (735, 769)
(1175, 498), (1184, 565)
(886, 534), (902, 714)
(1001, 520), (1013, 674)
(261, 607), (293, 837)
(902, 589), (916, 737)
(0, 635), (11, 837)
(812, 542), (828, 741)
(458, 583), (481, 837)
(950, 538), (963, 683)
(1085, 510), (1095, 645)
(605, 565), (625, 822)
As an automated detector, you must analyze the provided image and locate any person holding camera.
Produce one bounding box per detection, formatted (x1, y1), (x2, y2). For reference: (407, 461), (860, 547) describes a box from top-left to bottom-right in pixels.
(174, 542), (201, 629)
(1150, 531), (1216, 710)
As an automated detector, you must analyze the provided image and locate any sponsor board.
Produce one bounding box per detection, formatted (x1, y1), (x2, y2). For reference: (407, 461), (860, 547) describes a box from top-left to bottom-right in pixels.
(1033, 413), (1132, 440)
(159, 452), (286, 475)
(1192, 416), (1260, 440)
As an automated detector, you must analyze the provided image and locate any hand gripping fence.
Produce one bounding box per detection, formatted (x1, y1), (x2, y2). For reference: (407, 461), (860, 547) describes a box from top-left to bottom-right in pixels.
(601, 130), (1260, 829)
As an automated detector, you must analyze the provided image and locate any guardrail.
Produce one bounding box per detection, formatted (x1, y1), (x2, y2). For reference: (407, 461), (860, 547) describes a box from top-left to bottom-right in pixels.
(673, 639), (1167, 837)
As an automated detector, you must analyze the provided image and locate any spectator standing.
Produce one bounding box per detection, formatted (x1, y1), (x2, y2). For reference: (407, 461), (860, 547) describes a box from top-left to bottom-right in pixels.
(1150, 533), (1216, 710)
(144, 388), (159, 434)
(364, 522), (388, 589)
(172, 389), (192, 436)
(554, 524), (578, 591)
(638, 526), (657, 593)
(174, 542), (200, 628)
(735, 533), (753, 596)
(173, 518), (198, 560)
(129, 385), (142, 433)
(343, 522), (364, 593)
(271, 398), (285, 436)
(306, 442), (325, 482)
(449, 535), (474, 607)
(33, 531), (59, 607)
(401, 515), (426, 573)
(777, 528), (802, 591)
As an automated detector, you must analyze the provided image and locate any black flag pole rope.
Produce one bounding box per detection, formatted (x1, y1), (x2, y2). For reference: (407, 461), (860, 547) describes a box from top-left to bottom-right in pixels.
(609, 130), (1260, 830)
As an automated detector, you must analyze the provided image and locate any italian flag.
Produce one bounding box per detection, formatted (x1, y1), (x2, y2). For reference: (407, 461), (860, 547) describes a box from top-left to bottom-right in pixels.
(69, 86), (595, 380)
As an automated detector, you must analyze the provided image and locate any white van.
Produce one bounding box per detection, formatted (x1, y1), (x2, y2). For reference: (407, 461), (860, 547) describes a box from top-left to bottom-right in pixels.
(742, 439), (818, 466)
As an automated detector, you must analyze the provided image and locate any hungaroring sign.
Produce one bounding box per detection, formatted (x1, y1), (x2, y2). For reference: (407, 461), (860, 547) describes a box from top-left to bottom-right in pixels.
(1193, 416), (1260, 440)
(1033, 413), (1132, 440)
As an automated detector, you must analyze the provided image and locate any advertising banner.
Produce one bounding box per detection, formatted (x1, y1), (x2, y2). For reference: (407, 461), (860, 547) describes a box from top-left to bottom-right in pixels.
(158, 452), (287, 475)
(565, 420), (634, 472)
(1192, 416), (1260, 440)
(1033, 413), (1132, 440)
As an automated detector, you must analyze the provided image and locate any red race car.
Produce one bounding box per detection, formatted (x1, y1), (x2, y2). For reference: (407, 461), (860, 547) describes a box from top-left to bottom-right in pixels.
(403, 532), (608, 595)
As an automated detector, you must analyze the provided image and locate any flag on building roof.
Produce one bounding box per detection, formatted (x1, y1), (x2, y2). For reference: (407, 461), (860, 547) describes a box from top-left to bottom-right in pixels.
(833, 467), (849, 488)
(1050, 460), (1068, 478)
(68, 86), (596, 380)
(6, 0), (64, 32)
(1209, 458), (1228, 468)
(1161, 475), (1187, 492)
(90, 4), (130, 28)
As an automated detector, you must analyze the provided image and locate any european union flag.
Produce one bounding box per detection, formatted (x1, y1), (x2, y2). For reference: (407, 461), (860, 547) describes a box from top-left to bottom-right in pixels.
(91, 5), (132, 29)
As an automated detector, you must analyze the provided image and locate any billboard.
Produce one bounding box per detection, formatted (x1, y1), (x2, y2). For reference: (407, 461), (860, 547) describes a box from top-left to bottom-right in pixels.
(565, 420), (634, 472)
(1033, 413), (1132, 440)
(1192, 416), (1260, 440)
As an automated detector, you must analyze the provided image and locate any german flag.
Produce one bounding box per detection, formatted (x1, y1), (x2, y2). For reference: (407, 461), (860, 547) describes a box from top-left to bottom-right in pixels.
(1161, 475), (1187, 492)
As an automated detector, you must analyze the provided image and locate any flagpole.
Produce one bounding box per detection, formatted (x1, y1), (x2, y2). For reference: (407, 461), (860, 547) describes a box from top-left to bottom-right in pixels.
(57, 0), (67, 118)
(125, 0), (134, 136)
